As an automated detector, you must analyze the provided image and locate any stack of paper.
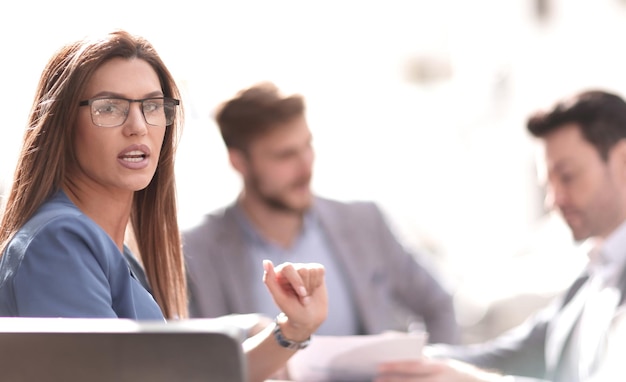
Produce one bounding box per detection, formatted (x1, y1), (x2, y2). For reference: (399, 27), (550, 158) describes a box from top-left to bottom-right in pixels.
(287, 331), (427, 381)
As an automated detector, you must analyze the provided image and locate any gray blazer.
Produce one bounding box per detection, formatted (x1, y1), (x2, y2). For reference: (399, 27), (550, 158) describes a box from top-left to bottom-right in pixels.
(431, 267), (626, 381)
(182, 196), (460, 344)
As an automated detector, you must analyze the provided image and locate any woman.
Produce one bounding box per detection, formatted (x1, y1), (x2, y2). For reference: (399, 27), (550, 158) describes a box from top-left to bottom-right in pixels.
(0, 30), (327, 381)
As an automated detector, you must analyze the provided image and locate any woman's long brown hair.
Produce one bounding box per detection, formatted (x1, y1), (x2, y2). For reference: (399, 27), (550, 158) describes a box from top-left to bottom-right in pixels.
(0, 30), (187, 319)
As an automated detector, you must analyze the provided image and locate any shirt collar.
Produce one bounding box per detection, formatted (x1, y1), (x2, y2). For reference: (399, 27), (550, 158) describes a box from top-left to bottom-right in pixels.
(590, 219), (626, 286)
(232, 201), (317, 248)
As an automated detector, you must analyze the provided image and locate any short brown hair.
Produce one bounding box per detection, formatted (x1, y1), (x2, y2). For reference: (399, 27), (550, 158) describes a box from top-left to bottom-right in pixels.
(527, 90), (626, 160)
(214, 82), (305, 151)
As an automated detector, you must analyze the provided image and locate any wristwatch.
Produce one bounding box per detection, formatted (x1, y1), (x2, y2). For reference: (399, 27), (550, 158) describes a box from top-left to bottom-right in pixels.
(273, 314), (311, 350)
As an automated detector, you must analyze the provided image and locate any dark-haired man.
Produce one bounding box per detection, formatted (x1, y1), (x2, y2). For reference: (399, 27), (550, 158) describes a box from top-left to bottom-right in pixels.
(377, 89), (626, 382)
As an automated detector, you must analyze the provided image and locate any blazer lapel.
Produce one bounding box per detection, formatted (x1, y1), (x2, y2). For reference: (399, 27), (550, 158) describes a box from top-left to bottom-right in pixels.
(578, 262), (626, 379)
(577, 283), (620, 380)
(313, 198), (377, 334)
(544, 273), (590, 379)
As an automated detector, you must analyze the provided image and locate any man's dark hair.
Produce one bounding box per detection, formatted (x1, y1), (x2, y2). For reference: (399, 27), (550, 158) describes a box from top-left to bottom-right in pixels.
(527, 90), (626, 160)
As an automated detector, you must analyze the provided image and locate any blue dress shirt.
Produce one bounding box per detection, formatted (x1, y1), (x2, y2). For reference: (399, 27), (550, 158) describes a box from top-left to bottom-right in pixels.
(0, 190), (164, 319)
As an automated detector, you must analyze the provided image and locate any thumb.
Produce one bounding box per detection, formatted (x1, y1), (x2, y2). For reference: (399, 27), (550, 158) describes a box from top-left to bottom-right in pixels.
(262, 259), (281, 297)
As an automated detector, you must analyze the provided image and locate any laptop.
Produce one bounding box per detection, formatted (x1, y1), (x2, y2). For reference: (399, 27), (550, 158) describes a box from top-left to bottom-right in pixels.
(0, 317), (247, 382)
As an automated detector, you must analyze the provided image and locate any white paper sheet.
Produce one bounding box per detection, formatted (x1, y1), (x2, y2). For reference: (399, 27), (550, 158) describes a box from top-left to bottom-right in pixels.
(287, 331), (427, 382)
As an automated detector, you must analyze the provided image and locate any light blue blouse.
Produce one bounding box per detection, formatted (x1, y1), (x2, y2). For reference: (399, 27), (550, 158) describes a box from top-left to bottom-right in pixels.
(0, 190), (164, 319)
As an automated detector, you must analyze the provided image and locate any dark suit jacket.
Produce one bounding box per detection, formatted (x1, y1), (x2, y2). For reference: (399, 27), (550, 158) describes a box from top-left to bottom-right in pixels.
(182, 196), (460, 344)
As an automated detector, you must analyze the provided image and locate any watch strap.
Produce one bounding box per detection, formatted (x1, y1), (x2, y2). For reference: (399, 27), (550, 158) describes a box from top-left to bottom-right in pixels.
(272, 316), (311, 350)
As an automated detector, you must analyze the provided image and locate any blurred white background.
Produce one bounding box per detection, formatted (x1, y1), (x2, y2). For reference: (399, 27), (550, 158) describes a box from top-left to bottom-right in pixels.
(2, 0), (625, 341)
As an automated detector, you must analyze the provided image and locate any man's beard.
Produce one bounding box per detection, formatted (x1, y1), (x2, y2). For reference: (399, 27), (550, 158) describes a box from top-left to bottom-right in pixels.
(249, 174), (312, 214)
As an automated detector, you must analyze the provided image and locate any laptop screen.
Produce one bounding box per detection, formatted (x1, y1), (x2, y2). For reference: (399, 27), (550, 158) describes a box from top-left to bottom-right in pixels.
(0, 318), (247, 382)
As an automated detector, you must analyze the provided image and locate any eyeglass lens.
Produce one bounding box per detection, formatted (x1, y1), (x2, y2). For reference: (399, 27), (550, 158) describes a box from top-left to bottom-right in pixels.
(90, 98), (177, 127)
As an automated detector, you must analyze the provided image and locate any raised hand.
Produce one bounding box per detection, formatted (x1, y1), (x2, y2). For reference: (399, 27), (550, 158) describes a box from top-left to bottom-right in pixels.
(262, 260), (328, 341)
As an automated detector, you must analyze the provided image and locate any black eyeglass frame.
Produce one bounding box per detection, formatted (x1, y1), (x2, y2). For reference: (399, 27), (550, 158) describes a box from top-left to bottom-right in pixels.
(78, 96), (180, 127)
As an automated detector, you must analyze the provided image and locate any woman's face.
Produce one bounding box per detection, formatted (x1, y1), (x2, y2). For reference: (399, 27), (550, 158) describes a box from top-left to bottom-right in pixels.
(73, 57), (167, 194)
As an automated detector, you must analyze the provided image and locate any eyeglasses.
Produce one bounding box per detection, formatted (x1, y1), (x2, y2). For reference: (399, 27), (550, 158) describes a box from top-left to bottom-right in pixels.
(78, 97), (180, 127)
